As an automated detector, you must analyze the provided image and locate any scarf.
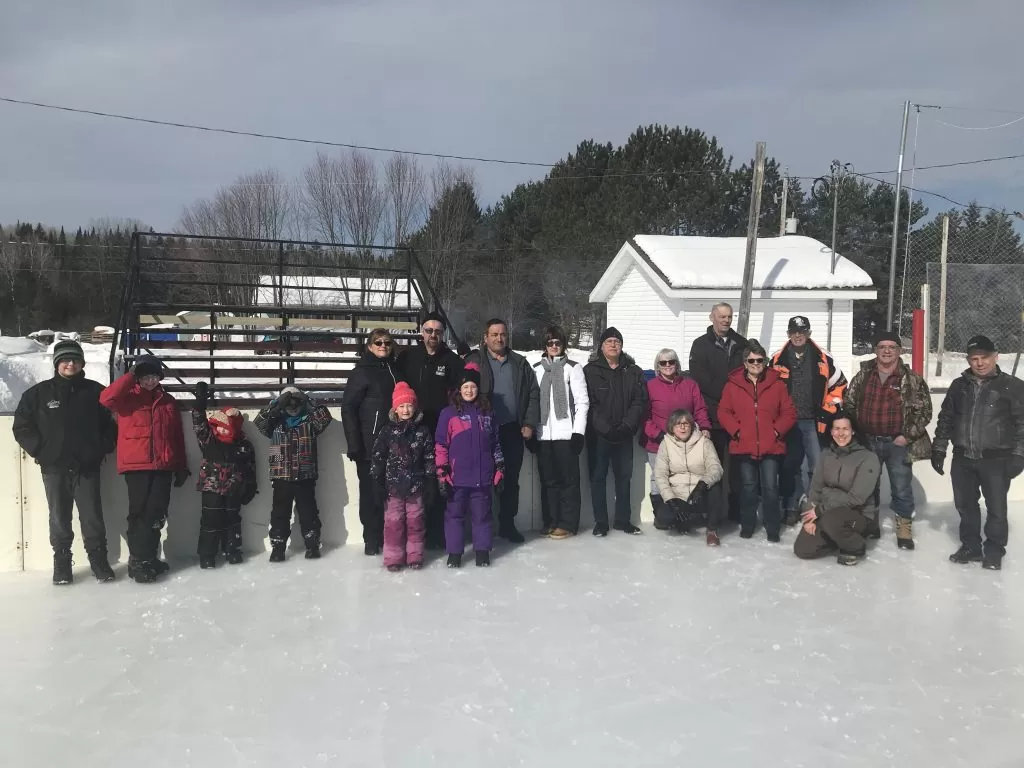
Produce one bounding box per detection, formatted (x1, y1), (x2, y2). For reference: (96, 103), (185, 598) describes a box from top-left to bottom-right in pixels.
(540, 355), (569, 425)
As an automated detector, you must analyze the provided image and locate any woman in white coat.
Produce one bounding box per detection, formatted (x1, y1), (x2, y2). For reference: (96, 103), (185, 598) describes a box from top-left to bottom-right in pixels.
(654, 409), (724, 545)
(531, 325), (589, 538)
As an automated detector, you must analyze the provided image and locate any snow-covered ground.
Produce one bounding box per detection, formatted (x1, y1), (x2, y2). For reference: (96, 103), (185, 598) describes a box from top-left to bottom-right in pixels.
(0, 513), (1021, 766)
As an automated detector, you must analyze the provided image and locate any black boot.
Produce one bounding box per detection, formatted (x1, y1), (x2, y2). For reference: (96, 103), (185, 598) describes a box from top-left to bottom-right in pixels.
(198, 529), (221, 568)
(87, 551), (115, 582)
(949, 545), (982, 564)
(127, 557), (158, 583)
(305, 543), (321, 559)
(199, 555), (217, 569)
(498, 523), (525, 544)
(651, 494), (671, 530)
(475, 550), (490, 567)
(613, 521), (642, 535)
(52, 549), (73, 585)
(223, 523), (243, 564)
(837, 549), (865, 566)
(982, 551), (1003, 571)
(269, 542), (286, 563)
(447, 553), (462, 568)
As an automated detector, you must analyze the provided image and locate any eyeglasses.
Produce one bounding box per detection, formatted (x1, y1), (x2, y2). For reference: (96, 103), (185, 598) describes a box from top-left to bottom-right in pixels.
(876, 345), (900, 352)
(545, 340), (564, 348)
(745, 357), (765, 365)
(372, 340), (393, 348)
(423, 327), (443, 336)
(657, 360), (677, 367)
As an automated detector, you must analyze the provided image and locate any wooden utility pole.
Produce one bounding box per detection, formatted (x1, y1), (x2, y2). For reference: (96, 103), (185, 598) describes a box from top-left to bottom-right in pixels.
(737, 142), (766, 338)
(778, 173), (789, 236)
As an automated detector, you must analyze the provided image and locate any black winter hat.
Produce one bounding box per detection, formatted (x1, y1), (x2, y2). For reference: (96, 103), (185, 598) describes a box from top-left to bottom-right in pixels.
(52, 339), (85, 368)
(132, 354), (164, 379)
(966, 335), (996, 354)
(600, 327), (623, 345)
(421, 311), (447, 329)
(873, 329), (902, 348)
(459, 363), (482, 388)
(788, 316), (811, 333)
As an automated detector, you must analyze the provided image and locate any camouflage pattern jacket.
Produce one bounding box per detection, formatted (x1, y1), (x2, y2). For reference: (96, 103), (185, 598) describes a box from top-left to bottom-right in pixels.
(845, 359), (932, 462)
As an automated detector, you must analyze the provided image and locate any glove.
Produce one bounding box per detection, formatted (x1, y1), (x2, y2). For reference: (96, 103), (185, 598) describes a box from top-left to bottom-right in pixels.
(930, 451), (946, 476)
(1010, 455), (1024, 479)
(194, 381), (210, 410)
(524, 436), (538, 454)
(439, 480), (452, 500)
(347, 449), (366, 462)
(687, 480), (709, 504)
(493, 469), (505, 494)
(571, 433), (585, 455)
(173, 469), (190, 488)
(266, 398), (283, 419)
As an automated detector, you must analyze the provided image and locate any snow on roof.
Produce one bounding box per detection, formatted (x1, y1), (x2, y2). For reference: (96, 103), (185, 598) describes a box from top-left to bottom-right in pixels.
(253, 275), (422, 309)
(632, 234), (874, 290)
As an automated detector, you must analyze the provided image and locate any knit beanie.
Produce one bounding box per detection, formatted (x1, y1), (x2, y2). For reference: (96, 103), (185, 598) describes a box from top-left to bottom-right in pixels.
(131, 354), (163, 379)
(459, 362), (482, 388)
(52, 339), (85, 368)
(873, 329), (901, 348)
(600, 327), (623, 345)
(208, 407), (243, 443)
(392, 381), (417, 409)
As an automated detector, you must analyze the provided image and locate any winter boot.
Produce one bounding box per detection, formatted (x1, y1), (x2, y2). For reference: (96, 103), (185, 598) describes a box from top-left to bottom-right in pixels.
(837, 549), (866, 566)
(87, 551), (115, 582)
(223, 523), (243, 564)
(199, 555), (217, 569)
(783, 510), (800, 527)
(592, 523), (609, 537)
(127, 557), (158, 583)
(304, 545), (321, 560)
(548, 528), (571, 539)
(949, 545), (982, 564)
(475, 550), (490, 567)
(226, 550), (244, 565)
(895, 517), (915, 550)
(447, 553), (462, 568)
(651, 494), (671, 530)
(982, 551), (1003, 571)
(539, 523), (553, 537)
(706, 530), (721, 547)
(198, 529), (221, 565)
(613, 521), (642, 535)
(386, 564), (403, 572)
(498, 523), (525, 544)
(364, 542), (381, 556)
(52, 549), (73, 585)
(269, 543), (286, 563)
(408, 561), (423, 570)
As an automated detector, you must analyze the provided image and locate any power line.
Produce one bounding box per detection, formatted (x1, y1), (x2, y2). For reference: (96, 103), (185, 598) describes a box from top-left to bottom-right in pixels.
(859, 152), (1024, 176)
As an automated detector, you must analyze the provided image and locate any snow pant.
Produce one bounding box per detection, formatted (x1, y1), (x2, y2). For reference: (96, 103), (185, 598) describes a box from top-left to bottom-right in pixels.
(867, 436), (915, 519)
(383, 493), (426, 567)
(355, 459), (385, 549)
(537, 439), (582, 533)
(269, 479), (321, 548)
(710, 428), (740, 522)
(199, 491), (242, 557)
(794, 506), (869, 559)
(656, 492), (709, 531)
(587, 434), (634, 527)
(445, 487), (493, 554)
(780, 419), (822, 512)
(497, 422), (525, 528)
(736, 455), (782, 537)
(124, 470), (172, 561)
(42, 467), (106, 555)
(423, 475), (446, 548)
(951, 454), (1011, 556)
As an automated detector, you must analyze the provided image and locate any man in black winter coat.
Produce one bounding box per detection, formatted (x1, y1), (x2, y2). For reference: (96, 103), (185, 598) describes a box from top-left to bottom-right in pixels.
(463, 318), (541, 543)
(584, 327), (648, 536)
(12, 339), (117, 584)
(933, 335), (1024, 571)
(395, 312), (464, 548)
(688, 302), (747, 522)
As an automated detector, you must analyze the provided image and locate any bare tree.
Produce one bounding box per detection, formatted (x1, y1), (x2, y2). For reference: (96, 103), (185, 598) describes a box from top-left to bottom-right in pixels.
(416, 162), (480, 309)
(301, 151), (346, 243)
(338, 150), (386, 249)
(384, 154), (426, 247)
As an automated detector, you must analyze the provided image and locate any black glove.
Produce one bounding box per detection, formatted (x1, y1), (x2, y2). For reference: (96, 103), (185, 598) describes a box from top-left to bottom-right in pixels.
(347, 449), (366, 462)
(687, 481), (709, 504)
(266, 398), (283, 419)
(1010, 455), (1024, 479)
(931, 451), (946, 476)
(173, 469), (190, 488)
(194, 381), (210, 410)
(439, 480), (452, 500)
(524, 436), (538, 454)
(571, 433), (585, 455)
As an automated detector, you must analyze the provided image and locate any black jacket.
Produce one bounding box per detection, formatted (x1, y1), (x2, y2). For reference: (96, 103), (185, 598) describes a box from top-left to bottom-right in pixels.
(342, 352), (398, 459)
(463, 347), (541, 429)
(934, 367), (1024, 459)
(12, 373), (116, 471)
(396, 341), (464, 431)
(688, 326), (747, 429)
(583, 351), (648, 443)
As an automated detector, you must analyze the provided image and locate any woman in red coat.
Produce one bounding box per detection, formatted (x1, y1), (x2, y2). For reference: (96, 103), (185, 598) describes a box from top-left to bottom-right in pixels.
(717, 340), (797, 542)
(100, 354), (189, 582)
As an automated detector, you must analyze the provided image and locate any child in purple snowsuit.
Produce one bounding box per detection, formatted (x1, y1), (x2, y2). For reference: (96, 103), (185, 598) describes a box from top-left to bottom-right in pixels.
(371, 382), (435, 572)
(435, 363), (504, 568)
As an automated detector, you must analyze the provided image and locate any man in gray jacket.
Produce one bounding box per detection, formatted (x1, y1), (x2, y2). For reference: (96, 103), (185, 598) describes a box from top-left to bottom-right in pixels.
(463, 319), (541, 543)
(933, 335), (1024, 571)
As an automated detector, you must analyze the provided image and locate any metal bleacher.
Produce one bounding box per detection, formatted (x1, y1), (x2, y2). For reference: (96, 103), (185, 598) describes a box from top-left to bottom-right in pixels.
(110, 232), (461, 406)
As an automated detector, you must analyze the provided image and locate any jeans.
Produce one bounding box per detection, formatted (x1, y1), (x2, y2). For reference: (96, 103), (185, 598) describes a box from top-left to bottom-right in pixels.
(867, 436), (915, 518)
(780, 419), (821, 512)
(951, 455), (1011, 555)
(647, 451), (660, 495)
(497, 422), (525, 527)
(736, 455), (781, 536)
(42, 468), (106, 554)
(587, 434), (634, 527)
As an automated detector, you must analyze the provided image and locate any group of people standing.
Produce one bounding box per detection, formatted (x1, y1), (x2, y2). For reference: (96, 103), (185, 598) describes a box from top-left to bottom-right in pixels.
(11, 303), (1024, 584)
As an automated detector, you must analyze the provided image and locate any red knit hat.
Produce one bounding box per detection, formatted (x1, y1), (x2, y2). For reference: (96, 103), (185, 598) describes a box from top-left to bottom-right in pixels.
(392, 381), (417, 410)
(208, 407), (244, 444)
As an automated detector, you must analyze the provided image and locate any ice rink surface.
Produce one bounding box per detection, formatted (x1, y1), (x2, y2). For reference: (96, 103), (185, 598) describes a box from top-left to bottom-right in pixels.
(2, 503), (1022, 767)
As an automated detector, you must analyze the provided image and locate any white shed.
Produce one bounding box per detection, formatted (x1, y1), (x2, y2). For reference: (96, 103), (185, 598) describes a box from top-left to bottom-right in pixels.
(588, 235), (876, 376)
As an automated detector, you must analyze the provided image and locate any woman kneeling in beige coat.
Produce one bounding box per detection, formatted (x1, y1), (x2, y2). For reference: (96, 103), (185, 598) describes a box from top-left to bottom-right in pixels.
(653, 409), (724, 544)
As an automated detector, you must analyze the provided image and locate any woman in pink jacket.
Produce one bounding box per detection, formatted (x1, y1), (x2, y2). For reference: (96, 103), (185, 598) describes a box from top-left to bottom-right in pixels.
(640, 348), (711, 524)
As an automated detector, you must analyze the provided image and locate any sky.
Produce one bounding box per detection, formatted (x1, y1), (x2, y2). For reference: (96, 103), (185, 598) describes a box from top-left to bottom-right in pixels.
(1, 0), (1023, 232)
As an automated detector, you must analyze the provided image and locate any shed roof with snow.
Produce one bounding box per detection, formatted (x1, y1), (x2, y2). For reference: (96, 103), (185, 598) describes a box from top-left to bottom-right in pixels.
(590, 235), (876, 302)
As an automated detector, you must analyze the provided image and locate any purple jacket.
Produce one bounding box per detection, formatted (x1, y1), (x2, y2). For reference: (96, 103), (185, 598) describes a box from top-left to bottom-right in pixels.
(435, 403), (505, 489)
(640, 375), (711, 453)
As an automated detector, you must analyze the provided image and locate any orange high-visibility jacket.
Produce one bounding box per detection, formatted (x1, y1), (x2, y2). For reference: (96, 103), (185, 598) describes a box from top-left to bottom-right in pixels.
(769, 340), (847, 434)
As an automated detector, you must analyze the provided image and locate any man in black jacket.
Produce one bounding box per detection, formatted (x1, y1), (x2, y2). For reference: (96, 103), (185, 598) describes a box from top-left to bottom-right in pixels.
(396, 312), (464, 548)
(584, 327), (648, 536)
(933, 335), (1024, 571)
(463, 318), (541, 543)
(688, 303), (747, 522)
(12, 339), (117, 584)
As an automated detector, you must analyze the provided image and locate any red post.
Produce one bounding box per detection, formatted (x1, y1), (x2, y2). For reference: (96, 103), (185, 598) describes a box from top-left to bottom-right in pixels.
(911, 309), (925, 375)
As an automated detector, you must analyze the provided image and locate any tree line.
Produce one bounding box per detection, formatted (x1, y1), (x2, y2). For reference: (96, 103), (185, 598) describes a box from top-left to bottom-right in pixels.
(3, 123), (1021, 349)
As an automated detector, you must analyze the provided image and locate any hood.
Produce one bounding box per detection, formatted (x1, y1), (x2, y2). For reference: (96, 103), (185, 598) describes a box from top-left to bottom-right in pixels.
(666, 428), (704, 449)
(727, 366), (782, 390)
(587, 350), (637, 368)
(419, 340), (453, 357)
(357, 351), (395, 368)
(828, 440), (869, 457)
(388, 409), (424, 424)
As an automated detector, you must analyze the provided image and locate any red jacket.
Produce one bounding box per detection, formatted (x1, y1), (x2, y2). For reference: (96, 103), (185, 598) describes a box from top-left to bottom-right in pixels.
(100, 373), (188, 474)
(717, 368), (797, 458)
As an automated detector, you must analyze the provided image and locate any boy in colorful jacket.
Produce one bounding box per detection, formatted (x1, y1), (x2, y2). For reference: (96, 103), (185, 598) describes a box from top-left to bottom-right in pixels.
(254, 386), (332, 562)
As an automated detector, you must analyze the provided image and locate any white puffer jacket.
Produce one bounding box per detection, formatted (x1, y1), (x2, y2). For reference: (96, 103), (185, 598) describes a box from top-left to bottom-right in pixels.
(532, 356), (589, 441)
(654, 429), (723, 500)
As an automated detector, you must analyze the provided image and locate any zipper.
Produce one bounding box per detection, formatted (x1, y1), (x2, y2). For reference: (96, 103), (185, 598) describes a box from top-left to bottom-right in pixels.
(967, 379), (980, 457)
(752, 379), (760, 457)
(372, 411), (379, 437)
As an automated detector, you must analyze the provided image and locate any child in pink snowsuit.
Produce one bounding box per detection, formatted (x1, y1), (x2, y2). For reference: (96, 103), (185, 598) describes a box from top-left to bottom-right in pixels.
(435, 363), (505, 568)
(371, 382), (435, 571)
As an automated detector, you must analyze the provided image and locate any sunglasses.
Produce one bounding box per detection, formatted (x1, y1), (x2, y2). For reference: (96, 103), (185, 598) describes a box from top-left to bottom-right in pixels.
(545, 339), (564, 348)
(372, 340), (393, 348)
(423, 327), (443, 336)
(745, 357), (765, 365)
(657, 359), (677, 367)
